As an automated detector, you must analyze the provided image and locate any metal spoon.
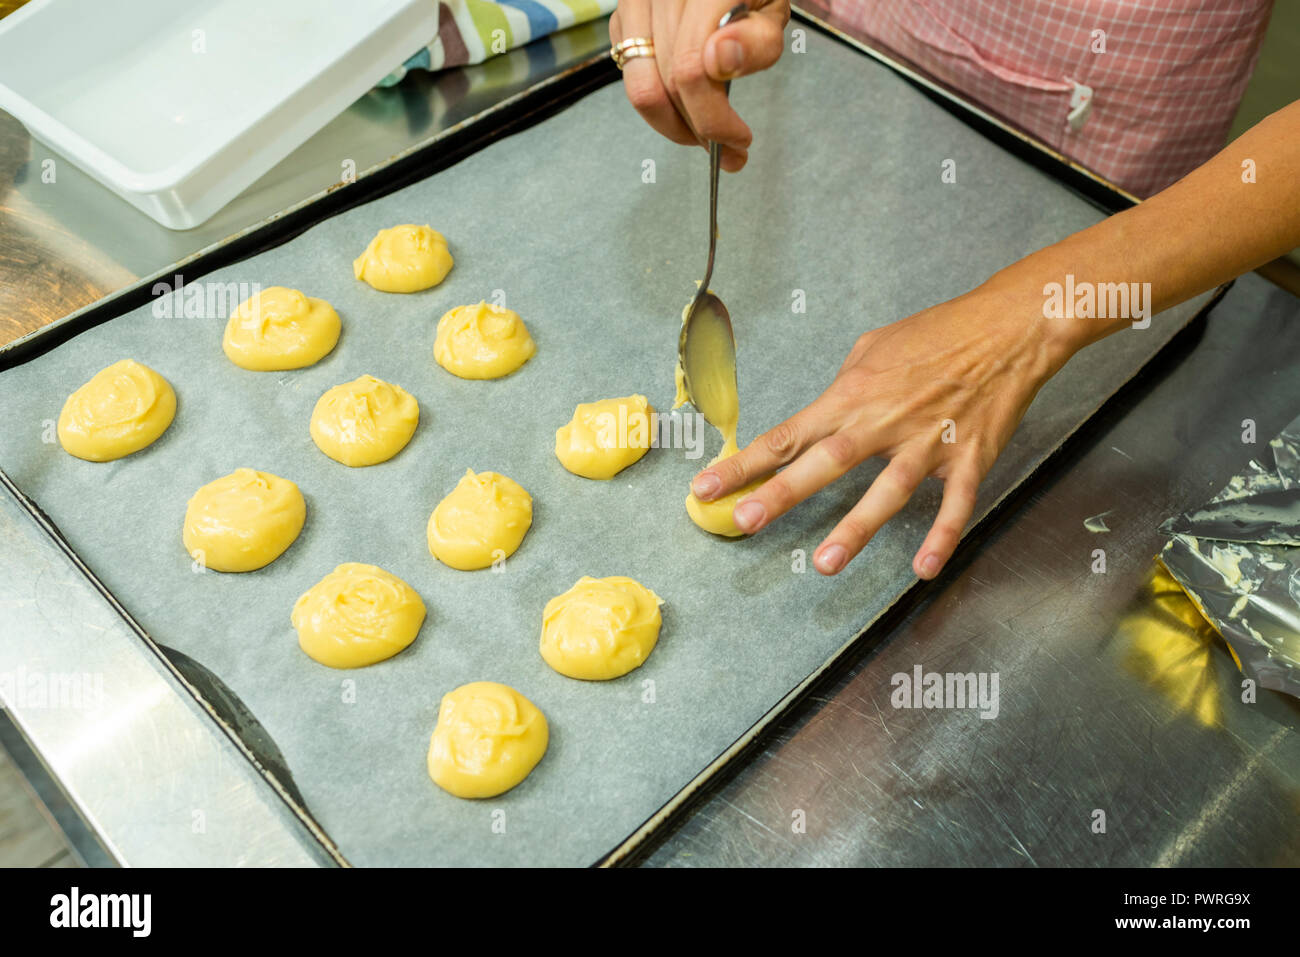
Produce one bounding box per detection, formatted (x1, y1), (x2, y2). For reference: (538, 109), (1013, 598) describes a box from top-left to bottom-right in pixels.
(678, 3), (749, 449)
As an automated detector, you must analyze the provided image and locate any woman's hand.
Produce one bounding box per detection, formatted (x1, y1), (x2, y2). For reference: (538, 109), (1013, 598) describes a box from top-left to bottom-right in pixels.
(690, 281), (1077, 578)
(680, 94), (1300, 579)
(610, 0), (790, 171)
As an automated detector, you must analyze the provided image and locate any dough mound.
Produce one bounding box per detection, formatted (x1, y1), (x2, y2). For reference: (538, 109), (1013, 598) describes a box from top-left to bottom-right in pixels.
(221, 286), (341, 371)
(434, 301), (535, 380)
(292, 562), (426, 669)
(183, 468), (306, 572)
(310, 375), (419, 467)
(540, 576), (664, 680)
(353, 224), (453, 293)
(554, 395), (654, 479)
(427, 469), (533, 570)
(685, 454), (766, 538)
(427, 681), (548, 799)
(57, 359), (176, 462)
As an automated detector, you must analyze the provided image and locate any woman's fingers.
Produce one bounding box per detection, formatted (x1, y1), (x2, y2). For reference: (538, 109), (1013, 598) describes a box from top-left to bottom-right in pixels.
(615, 0), (789, 168)
(691, 404), (828, 500)
(703, 2), (789, 81)
(813, 453), (928, 575)
(616, 0), (698, 146)
(912, 462), (980, 580)
(732, 430), (873, 534)
(670, 1), (756, 165)
(651, 0), (695, 137)
(624, 61), (697, 145)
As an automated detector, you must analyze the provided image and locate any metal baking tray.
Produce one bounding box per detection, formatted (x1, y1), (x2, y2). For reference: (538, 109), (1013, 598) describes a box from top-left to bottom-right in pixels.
(0, 12), (1225, 866)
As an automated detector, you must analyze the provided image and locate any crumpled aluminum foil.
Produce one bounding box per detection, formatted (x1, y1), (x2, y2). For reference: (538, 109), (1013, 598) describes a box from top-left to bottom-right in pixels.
(1159, 414), (1300, 697)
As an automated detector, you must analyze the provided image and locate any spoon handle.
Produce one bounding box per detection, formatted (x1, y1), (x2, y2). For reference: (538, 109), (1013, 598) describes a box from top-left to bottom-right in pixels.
(700, 3), (749, 295)
(702, 141), (721, 294)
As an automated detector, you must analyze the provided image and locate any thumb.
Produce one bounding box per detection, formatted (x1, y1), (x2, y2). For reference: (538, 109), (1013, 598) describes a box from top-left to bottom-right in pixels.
(703, 9), (787, 81)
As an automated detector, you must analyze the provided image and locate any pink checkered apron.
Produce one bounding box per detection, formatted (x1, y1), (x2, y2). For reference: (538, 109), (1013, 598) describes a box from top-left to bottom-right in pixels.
(804, 0), (1274, 197)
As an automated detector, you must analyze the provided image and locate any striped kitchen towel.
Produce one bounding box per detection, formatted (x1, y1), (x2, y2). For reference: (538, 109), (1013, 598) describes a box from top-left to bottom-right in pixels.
(379, 0), (616, 85)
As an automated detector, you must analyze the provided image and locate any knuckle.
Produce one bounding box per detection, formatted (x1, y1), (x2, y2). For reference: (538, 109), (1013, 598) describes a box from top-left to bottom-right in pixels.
(759, 475), (796, 512)
(673, 51), (707, 89)
(762, 420), (801, 460)
(837, 512), (874, 545)
(930, 507), (965, 538)
(717, 453), (750, 486)
(818, 432), (859, 470)
(623, 74), (665, 112)
(885, 458), (922, 494)
(934, 521), (964, 544)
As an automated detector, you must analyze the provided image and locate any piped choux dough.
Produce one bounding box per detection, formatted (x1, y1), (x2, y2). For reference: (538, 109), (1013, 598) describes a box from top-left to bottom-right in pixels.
(292, 563), (426, 669)
(221, 286), (341, 371)
(685, 454), (766, 538)
(57, 359), (176, 462)
(554, 395), (654, 479)
(310, 375), (419, 467)
(427, 681), (548, 799)
(540, 576), (664, 680)
(427, 469), (533, 570)
(183, 468), (306, 572)
(353, 224), (453, 292)
(434, 301), (535, 380)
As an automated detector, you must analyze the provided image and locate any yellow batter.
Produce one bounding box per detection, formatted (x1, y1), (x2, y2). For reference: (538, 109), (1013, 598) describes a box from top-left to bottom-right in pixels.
(427, 469), (533, 570)
(221, 286), (341, 371)
(292, 563), (426, 669)
(182, 468), (306, 572)
(310, 375), (419, 467)
(685, 454), (766, 538)
(353, 224), (453, 293)
(540, 576), (664, 680)
(427, 681), (548, 799)
(673, 361), (689, 410)
(554, 395), (654, 479)
(678, 293), (758, 533)
(57, 359), (176, 462)
(434, 301), (535, 380)
(677, 300), (740, 458)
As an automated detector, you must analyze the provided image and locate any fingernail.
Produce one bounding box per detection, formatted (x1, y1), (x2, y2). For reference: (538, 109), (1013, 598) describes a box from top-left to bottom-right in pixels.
(919, 554), (940, 578)
(692, 472), (720, 499)
(817, 544), (847, 574)
(716, 38), (743, 78)
(734, 500), (766, 533)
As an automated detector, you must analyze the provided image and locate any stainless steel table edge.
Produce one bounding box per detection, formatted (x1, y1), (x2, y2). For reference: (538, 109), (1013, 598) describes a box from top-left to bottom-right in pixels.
(0, 471), (341, 866)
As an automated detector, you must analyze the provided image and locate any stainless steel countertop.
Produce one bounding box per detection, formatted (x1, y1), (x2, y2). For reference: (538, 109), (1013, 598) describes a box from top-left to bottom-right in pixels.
(3, 15), (1297, 868)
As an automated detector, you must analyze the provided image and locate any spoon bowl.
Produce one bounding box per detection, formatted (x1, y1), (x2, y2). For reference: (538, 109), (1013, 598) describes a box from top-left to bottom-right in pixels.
(679, 286), (738, 442)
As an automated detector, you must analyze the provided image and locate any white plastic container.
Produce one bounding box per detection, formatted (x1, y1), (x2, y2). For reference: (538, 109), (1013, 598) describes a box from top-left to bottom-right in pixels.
(0, 0), (438, 230)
